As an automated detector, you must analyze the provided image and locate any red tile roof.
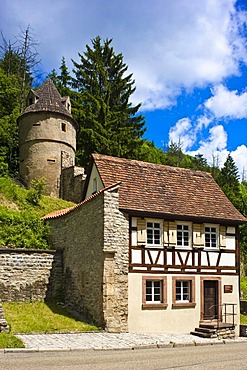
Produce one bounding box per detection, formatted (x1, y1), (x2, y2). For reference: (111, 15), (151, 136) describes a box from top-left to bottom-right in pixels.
(92, 154), (247, 224)
(42, 183), (120, 220)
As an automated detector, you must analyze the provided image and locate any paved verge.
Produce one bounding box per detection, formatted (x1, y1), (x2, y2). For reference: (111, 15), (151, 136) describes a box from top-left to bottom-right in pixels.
(9, 332), (247, 352)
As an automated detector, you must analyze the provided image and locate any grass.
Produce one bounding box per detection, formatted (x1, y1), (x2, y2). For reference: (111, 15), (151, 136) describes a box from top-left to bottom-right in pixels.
(2, 302), (100, 334)
(0, 333), (24, 349)
(240, 314), (247, 324)
(240, 276), (247, 300)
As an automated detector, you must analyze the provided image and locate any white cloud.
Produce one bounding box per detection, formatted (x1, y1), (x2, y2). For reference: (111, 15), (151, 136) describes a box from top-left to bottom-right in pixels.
(205, 84), (247, 119)
(184, 124), (228, 164)
(1, 0), (247, 110)
(231, 145), (247, 179)
(168, 118), (196, 151)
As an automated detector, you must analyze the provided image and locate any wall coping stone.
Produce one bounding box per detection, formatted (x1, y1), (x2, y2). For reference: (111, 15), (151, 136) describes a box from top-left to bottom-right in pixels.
(0, 247), (56, 254)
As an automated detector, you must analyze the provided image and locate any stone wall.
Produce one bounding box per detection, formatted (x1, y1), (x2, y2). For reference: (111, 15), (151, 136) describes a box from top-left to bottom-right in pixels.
(48, 193), (105, 327)
(0, 248), (63, 302)
(0, 301), (9, 333)
(47, 187), (129, 332)
(60, 165), (86, 203)
(103, 188), (129, 332)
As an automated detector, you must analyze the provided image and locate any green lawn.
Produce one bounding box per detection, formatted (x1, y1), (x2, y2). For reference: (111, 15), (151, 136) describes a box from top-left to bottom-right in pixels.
(240, 276), (247, 300)
(3, 302), (99, 334)
(0, 333), (24, 348)
(0, 301), (100, 349)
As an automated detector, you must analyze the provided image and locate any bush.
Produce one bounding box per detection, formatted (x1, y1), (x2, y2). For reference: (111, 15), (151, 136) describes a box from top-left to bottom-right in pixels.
(0, 208), (50, 249)
(26, 177), (47, 206)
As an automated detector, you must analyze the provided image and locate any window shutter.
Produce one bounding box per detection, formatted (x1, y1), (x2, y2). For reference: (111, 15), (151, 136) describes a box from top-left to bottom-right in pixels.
(168, 222), (177, 246)
(163, 221), (169, 245)
(193, 223), (204, 247)
(137, 219), (146, 245)
(219, 225), (226, 248)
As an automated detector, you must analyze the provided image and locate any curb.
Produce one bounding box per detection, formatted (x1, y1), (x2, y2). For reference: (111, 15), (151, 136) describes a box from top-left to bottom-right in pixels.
(1, 338), (244, 354)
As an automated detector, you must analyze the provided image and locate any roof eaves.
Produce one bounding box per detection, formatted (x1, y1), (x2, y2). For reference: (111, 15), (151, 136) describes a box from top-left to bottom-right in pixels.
(120, 208), (247, 225)
(42, 182), (121, 221)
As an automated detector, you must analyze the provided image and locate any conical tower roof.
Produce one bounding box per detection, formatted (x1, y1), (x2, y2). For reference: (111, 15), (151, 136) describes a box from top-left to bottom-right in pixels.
(21, 79), (74, 121)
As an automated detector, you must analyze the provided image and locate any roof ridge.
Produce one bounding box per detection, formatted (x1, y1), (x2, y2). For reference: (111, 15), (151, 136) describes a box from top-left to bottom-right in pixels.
(92, 154), (211, 177)
(42, 182), (121, 220)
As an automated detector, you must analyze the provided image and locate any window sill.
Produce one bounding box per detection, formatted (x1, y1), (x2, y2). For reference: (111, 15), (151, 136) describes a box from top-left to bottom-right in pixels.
(172, 302), (196, 309)
(142, 303), (168, 310)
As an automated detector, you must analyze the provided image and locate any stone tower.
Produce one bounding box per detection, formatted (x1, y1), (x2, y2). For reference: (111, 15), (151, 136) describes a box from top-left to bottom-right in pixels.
(18, 79), (78, 198)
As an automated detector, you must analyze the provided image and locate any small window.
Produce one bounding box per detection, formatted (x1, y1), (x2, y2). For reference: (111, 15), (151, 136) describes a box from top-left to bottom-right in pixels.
(177, 224), (190, 247)
(47, 159), (56, 163)
(172, 277), (195, 308)
(205, 226), (217, 248)
(142, 276), (167, 309)
(93, 178), (97, 193)
(147, 222), (161, 245)
(61, 122), (67, 132)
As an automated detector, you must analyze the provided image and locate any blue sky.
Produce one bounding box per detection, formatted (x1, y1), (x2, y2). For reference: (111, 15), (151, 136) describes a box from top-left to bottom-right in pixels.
(1, 0), (247, 177)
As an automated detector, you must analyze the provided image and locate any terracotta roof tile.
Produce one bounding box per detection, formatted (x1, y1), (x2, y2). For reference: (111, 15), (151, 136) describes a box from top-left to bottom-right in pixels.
(92, 154), (247, 224)
(42, 183), (120, 220)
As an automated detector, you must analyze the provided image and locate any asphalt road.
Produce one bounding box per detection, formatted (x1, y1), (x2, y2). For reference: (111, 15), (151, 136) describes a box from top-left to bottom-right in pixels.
(1, 342), (247, 370)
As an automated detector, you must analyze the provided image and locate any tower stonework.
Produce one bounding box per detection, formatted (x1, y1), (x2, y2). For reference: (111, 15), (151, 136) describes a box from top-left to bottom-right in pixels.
(18, 79), (83, 199)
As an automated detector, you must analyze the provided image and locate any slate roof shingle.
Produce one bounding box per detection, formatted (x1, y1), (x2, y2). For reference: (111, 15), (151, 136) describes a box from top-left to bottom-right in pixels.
(19, 79), (75, 122)
(92, 154), (247, 224)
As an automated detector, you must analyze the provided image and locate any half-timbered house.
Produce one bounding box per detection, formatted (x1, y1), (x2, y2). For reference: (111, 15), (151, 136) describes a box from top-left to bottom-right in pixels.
(43, 154), (247, 335)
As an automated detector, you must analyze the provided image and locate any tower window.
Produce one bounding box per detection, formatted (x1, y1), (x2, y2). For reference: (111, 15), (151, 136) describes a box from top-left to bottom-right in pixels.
(61, 122), (67, 132)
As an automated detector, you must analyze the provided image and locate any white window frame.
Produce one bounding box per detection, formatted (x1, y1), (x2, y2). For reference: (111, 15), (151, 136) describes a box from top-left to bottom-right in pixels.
(146, 280), (162, 303)
(172, 276), (196, 308)
(204, 224), (219, 249)
(176, 222), (192, 248)
(146, 219), (162, 246)
(176, 280), (190, 303)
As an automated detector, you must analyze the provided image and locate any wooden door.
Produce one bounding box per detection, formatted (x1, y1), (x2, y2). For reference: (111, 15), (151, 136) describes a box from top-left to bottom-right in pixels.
(203, 280), (218, 319)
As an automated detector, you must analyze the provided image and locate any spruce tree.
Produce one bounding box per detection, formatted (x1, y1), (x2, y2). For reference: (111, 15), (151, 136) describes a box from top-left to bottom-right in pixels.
(71, 36), (146, 168)
(217, 154), (240, 208)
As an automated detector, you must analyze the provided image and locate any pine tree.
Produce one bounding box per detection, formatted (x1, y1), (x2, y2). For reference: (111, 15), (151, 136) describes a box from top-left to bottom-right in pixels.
(71, 36), (146, 167)
(217, 154), (240, 208)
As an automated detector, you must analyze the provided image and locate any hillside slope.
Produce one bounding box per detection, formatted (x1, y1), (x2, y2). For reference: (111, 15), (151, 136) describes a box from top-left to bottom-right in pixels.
(0, 177), (75, 249)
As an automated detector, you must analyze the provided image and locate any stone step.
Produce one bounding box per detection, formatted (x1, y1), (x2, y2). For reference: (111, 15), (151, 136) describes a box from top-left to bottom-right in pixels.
(194, 326), (217, 334)
(190, 330), (213, 338)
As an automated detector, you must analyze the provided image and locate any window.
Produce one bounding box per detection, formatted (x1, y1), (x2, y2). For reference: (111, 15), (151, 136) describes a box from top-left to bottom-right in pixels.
(176, 280), (190, 302)
(93, 178), (97, 193)
(61, 122), (66, 132)
(142, 276), (167, 309)
(146, 280), (162, 303)
(147, 222), (161, 245)
(177, 224), (190, 247)
(205, 226), (217, 248)
(172, 276), (195, 308)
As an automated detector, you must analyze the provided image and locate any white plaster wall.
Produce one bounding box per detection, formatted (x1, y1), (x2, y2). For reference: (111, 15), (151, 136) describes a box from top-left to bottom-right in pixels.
(86, 163), (104, 198)
(128, 273), (240, 334)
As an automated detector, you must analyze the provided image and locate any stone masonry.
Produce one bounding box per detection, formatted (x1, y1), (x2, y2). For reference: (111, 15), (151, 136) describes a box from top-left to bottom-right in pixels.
(0, 301), (9, 333)
(0, 248), (63, 302)
(47, 186), (129, 332)
(103, 188), (129, 332)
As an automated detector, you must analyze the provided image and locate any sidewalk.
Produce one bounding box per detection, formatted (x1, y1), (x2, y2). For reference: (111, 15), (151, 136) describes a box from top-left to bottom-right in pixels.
(13, 332), (247, 351)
